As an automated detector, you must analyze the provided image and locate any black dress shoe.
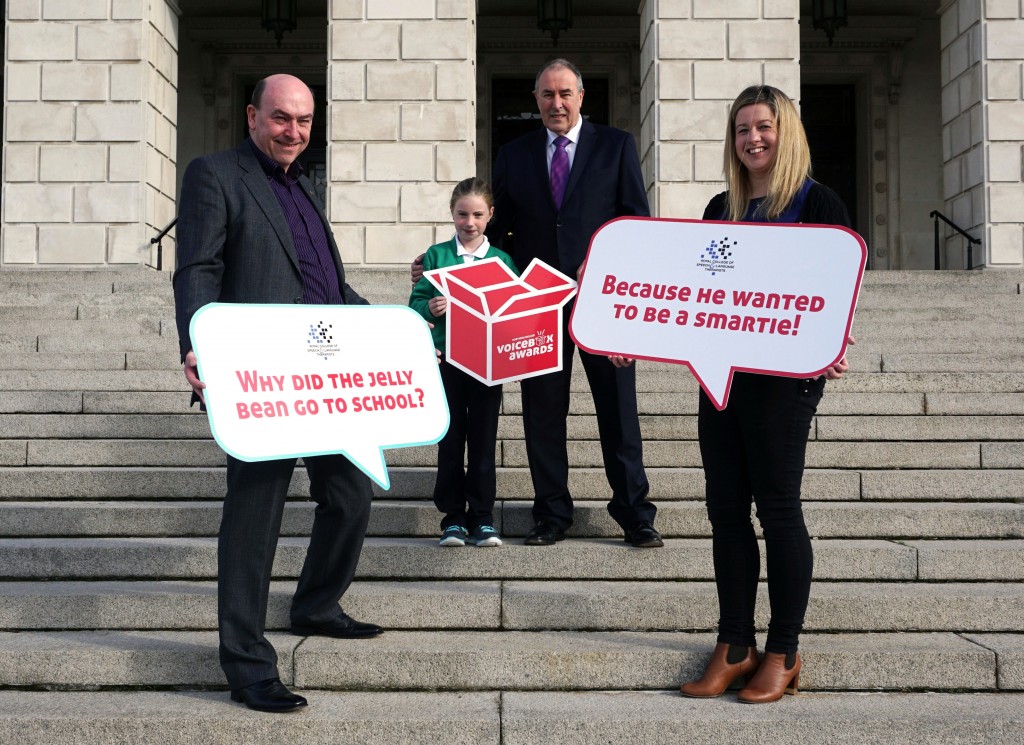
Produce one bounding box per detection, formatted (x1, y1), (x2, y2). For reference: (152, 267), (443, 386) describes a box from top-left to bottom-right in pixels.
(625, 521), (664, 548)
(230, 677), (307, 713)
(291, 611), (383, 639)
(524, 522), (566, 545)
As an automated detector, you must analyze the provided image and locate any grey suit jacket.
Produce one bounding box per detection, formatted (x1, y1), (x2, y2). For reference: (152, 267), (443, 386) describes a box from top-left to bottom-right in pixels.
(173, 140), (365, 362)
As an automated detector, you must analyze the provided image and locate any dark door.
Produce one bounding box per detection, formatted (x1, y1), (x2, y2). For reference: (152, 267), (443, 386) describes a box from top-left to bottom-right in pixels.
(800, 84), (858, 230)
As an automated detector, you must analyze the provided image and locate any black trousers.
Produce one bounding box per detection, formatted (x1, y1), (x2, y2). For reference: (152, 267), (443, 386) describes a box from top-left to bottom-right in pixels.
(218, 453), (373, 689)
(433, 361), (503, 530)
(520, 311), (654, 531)
(697, 373), (825, 654)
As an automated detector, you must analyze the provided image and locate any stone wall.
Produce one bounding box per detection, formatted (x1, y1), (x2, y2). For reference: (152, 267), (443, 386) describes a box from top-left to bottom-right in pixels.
(939, 0), (1024, 268)
(142, 0), (178, 268)
(640, 0), (801, 222)
(981, 0), (1024, 266)
(328, 0), (476, 266)
(2, 0), (177, 267)
(3, 1), (1021, 270)
(939, 0), (986, 267)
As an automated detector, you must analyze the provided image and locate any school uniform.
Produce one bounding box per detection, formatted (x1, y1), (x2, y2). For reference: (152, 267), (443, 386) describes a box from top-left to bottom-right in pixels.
(409, 237), (518, 530)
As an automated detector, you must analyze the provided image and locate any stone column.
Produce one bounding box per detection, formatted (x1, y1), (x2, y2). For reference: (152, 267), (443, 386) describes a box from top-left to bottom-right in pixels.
(328, 0), (476, 266)
(941, 0), (1024, 268)
(2, 0), (178, 268)
(939, 1), (983, 267)
(639, 0), (800, 220)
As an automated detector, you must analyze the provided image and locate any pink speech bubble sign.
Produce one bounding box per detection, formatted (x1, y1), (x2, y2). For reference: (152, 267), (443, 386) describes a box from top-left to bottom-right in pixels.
(569, 217), (866, 409)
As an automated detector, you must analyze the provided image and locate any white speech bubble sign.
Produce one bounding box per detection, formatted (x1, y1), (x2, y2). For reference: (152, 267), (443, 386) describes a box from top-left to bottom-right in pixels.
(569, 217), (866, 410)
(190, 304), (449, 489)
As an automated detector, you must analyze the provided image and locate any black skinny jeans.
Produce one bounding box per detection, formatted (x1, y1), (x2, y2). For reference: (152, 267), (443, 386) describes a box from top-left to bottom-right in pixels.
(697, 372), (825, 654)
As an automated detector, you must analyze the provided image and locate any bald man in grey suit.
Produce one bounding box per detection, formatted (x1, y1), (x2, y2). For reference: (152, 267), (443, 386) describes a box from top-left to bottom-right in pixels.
(174, 74), (380, 713)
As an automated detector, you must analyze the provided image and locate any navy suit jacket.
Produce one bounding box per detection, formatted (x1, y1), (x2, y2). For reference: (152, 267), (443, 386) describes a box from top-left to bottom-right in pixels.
(173, 140), (365, 362)
(489, 120), (649, 274)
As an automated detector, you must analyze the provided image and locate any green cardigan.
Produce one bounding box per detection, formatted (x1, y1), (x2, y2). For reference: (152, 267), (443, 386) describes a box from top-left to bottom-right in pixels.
(409, 238), (519, 349)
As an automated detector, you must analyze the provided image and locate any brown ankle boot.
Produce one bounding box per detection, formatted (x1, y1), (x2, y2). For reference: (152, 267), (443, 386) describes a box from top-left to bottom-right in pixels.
(737, 651), (801, 704)
(680, 643), (760, 698)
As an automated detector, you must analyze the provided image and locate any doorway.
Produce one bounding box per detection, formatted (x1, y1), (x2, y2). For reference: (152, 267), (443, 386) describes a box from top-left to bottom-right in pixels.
(801, 84), (858, 231)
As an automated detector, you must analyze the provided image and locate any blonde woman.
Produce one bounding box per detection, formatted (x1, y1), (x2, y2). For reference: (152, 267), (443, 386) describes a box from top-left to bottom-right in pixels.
(680, 85), (854, 704)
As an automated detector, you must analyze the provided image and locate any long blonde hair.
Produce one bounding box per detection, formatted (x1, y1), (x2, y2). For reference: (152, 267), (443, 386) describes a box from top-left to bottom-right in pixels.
(724, 85), (811, 221)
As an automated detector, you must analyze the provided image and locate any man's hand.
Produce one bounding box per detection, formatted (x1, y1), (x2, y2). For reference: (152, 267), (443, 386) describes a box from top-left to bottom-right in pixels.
(608, 355), (634, 368)
(411, 253), (425, 284)
(428, 296), (447, 317)
(183, 350), (206, 403)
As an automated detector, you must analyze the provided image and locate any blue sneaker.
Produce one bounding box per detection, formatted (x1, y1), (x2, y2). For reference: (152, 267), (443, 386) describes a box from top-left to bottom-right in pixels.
(468, 525), (503, 547)
(439, 525), (468, 547)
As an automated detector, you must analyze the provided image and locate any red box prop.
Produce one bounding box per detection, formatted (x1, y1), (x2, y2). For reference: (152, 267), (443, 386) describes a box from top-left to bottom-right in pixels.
(425, 257), (577, 385)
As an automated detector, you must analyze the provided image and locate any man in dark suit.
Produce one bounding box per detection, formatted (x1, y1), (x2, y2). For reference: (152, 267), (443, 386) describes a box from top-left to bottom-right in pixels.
(489, 59), (662, 548)
(173, 74), (381, 714)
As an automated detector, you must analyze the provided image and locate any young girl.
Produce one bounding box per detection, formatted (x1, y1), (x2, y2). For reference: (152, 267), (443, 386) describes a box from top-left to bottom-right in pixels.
(409, 178), (519, 547)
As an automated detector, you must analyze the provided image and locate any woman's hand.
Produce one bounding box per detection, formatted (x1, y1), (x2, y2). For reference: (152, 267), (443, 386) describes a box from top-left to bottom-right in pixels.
(823, 356), (849, 380)
(822, 335), (856, 380)
(428, 296), (447, 317)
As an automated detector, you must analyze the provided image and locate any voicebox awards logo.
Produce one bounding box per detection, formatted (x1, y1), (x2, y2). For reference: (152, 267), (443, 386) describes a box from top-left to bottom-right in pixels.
(496, 329), (555, 361)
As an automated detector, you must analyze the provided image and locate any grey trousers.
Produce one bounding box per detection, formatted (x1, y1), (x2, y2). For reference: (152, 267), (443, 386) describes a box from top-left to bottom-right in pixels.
(218, 453), (373, 689)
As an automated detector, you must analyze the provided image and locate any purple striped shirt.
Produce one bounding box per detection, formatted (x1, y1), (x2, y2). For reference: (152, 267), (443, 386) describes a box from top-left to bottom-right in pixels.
(250, 140), (343, 305)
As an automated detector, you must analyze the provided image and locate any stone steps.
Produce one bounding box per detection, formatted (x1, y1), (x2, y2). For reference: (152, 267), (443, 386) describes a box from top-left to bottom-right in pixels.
(0, 268), (1021, 724)
(6, 536), (1023, 581)
(0, 410), (1021, 442)
(10, 302), (1024, 327)
(0, 690), (499, 745)
(6, 330), (1013, 356)
(2, 437), (1020, 469)
(50, 298), (1003, 318)
(0, 580), (1021, 633)
(2, 465), (1022, 501)
(502, 440), (1000, 469)
(3, 347), (1024, 374)
(0, 690), (1019, 745)
(505, 691), (1024, 743)
(0, 630), (1016, 692)
(5, 389), (1024, 416)
(6, 367), (1024, 394)
(0, 370), (187, 391)
(3, 500), (1022, 539)
(0, 319), (163, 336)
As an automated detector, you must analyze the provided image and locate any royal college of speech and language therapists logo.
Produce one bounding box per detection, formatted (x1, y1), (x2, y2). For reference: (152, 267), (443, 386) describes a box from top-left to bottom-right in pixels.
(307, 320), (339, 360)
(697, 235), (738, 277)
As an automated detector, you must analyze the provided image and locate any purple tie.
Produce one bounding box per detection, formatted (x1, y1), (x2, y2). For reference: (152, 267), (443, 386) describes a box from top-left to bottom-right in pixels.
(550, 135), (570, 209)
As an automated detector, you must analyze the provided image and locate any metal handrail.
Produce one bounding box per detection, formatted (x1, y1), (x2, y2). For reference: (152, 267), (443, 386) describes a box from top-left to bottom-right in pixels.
(930, 210), (981, 270)
(150, 217), (177, 271)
